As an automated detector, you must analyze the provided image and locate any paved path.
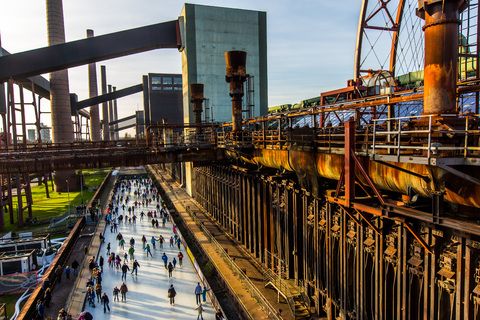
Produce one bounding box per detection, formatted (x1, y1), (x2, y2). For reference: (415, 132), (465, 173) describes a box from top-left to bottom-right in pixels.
(85, 176), (215, 320)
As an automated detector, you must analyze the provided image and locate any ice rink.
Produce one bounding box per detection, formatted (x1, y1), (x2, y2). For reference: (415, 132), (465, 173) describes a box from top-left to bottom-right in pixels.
(85, 177), (216, 319)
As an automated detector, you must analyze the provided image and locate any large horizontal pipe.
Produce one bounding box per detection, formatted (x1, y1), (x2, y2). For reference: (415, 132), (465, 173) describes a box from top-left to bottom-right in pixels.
(232, 149), (480, 208)
(0, 20), (180, 82)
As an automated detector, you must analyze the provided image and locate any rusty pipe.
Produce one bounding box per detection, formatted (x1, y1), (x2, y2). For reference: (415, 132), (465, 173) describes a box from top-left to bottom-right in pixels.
(225, 51), (247, 132)
(418, 0), (467, 115)
(238, 148), (480, 208)
(190, 83), (204, 126)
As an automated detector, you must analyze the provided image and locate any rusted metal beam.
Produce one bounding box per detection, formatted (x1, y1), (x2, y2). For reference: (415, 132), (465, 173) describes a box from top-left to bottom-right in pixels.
(0, 20), (180, 82)
(402, 221), (433, 254)
(344, 120), (355, 207)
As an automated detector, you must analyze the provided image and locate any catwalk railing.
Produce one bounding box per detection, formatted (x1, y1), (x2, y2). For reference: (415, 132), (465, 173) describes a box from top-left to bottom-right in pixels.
(182, 205), (282, 320)
(1, 106), (480, 172)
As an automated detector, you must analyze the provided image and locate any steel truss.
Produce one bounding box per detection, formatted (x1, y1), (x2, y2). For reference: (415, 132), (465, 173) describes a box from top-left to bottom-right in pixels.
(191, 164), (480, 319)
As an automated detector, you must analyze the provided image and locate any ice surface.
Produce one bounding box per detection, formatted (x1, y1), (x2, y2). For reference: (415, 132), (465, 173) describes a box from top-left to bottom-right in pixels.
(84, 178), (215, 320)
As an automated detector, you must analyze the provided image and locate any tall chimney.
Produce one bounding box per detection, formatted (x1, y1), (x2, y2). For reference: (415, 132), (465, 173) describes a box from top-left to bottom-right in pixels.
(87, 29), (101, 141)
(100, 65), (109, 140)
(46, 0), (77, 192)
(113, 87), (119, 139)
(418, 0), (467, 115)
(47, 0), (74, 143)
(225, 51), (247, 132)
(108, 85), (114, 140)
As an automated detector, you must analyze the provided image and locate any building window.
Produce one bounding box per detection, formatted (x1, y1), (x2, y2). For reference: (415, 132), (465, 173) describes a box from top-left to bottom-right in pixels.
(174, 77), (182, 85)
(163, 77), (173, 85)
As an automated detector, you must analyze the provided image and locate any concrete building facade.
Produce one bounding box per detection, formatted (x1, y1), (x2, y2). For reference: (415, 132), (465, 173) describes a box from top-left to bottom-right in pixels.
(179, 4), (268, 196)
(180, 4), (267, 124)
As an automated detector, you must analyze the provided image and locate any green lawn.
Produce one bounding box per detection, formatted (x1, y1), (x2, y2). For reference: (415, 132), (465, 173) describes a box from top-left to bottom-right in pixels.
(0, 293), (21, 318)
(3, 169), (110, 232)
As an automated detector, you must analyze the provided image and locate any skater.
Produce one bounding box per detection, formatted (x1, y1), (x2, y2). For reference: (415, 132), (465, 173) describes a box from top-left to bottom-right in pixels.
(202, 286), (210, 303)
(95, 282), (102, 303)
(108, 253), (113, 268)
(162, 253), (168, 268)
(142, 235), (147, 249)
(177, 237), (182, 250)
(87, 286), (96, 307)
(151, 236), (157, 249)
(55, 264), (63, 283)
(113, 286), (120, 302)
(128, 246), (135, 260)
(172, 257), (177, 269)
(168, 262), (174, 278)
(120, 282), (128, 302)
(168, 284), (176, 305)
(121, 262), (130, 281)
(119, 238), (125, 250)
(99, 256), (104, 271)
(178, 252), (184, 267)
(196, 303), (204, 320)
(130, 237), (135, 247)
(101, 292), (110, 313)
(169, 236), (174, 248)
(72, 259), (79, 276)
(159, 235), (164, 249)
(115, 255), (121, 269)
(195, 282), (202, 305)
(131, 259), (140, 276)
(145, 244), (153, 257)
(65, 265), (71, 280)
(106, 242), (111, 255)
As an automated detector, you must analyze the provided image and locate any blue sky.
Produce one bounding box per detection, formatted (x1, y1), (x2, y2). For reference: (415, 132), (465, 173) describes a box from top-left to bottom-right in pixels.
(0, 0), (361, 123)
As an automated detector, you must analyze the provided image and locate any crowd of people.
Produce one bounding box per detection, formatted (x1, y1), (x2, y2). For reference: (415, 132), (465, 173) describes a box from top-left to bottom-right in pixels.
(35, 175), (225, 320)
(90, 176), (224, 319)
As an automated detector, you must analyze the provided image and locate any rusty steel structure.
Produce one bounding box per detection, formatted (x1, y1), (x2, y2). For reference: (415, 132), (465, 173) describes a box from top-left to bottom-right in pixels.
(225, 51), (248, 134)
(2, 1), (480, 319)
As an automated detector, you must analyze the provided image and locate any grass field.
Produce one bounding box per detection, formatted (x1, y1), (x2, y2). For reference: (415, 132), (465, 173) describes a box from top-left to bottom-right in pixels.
(3, 169), (110, 232)
(0, 293), (21, 318)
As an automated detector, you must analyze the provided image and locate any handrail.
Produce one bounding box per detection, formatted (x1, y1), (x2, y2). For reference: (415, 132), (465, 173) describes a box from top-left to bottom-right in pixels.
(183, 205), (282, 320)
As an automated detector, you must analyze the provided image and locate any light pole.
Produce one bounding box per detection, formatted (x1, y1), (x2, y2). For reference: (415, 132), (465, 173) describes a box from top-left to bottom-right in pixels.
(80, 171), (84, 205)
(66, 178), (70, 215)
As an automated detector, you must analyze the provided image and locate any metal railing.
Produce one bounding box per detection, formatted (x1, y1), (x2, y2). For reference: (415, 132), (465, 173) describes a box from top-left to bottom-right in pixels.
(371, 114), (480, 160)
(183, 205), (282, 320)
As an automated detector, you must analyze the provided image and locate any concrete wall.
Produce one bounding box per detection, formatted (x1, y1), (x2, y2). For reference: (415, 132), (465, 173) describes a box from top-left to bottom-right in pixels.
(180, 4), (267, 196)
(180, 3), (267, 124)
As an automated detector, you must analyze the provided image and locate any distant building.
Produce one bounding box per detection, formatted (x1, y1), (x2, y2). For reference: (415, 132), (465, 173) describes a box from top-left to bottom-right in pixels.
(40, 123), (51, 143)
(147, 73), (183, 125)
(27, 129), (36, 142)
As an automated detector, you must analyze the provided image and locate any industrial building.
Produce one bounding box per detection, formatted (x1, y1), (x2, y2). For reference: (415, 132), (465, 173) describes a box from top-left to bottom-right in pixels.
(0, 1), (479, 320)
(147, 73), (183, 124)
